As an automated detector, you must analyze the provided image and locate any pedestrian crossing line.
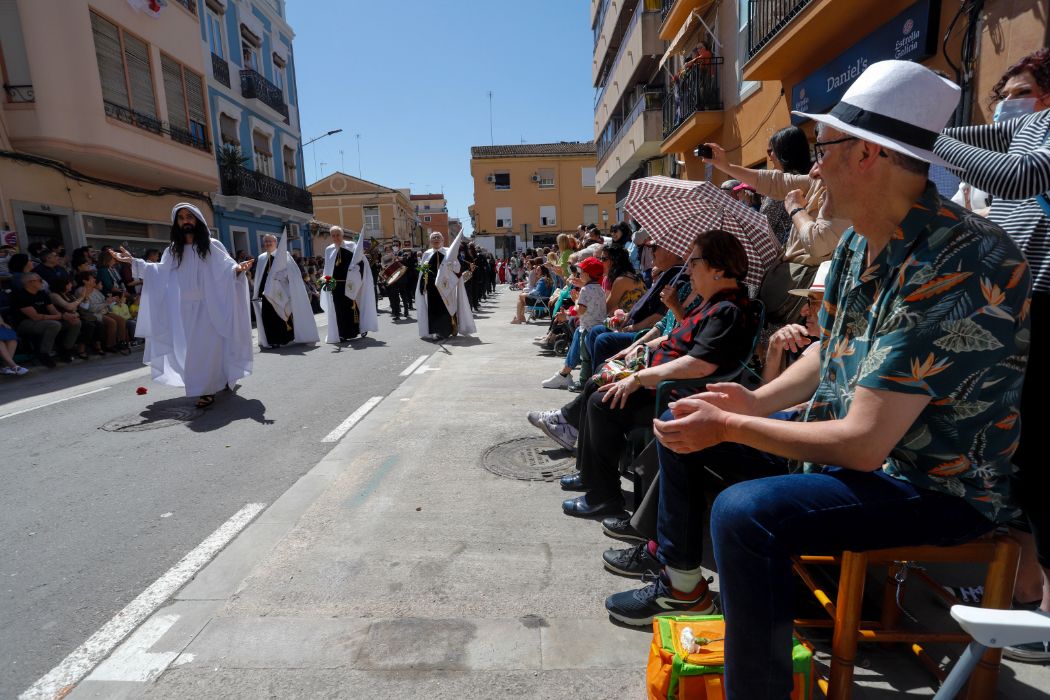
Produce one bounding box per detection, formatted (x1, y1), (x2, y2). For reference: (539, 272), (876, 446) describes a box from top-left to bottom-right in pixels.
(321, 396), (384, 443)
(19, 502), (265, 700)
(399, 354), (431, 377)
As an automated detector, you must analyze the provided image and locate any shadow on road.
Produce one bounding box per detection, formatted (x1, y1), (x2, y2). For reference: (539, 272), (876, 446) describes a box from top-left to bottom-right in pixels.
(132, 392), (273, 432)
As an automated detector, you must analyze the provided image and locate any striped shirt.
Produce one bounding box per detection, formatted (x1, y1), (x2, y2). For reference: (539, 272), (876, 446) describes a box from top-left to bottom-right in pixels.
(935, 110), (1050, 293)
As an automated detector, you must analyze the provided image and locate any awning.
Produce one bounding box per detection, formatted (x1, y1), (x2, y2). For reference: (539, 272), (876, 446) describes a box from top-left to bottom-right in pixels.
(658, 10), (702, 71)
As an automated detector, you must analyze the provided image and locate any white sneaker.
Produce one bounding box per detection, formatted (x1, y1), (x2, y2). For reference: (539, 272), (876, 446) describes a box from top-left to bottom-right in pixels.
(541, 372), (573, 389)
(15, 366), (28, 375)
(539, 417), (579, 451)
(0, 367), (14, 376)
(527, 409), (561, 430)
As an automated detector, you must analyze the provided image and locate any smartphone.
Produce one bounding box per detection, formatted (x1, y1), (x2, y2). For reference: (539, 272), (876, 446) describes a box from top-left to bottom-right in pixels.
(695, 144), (713, 159)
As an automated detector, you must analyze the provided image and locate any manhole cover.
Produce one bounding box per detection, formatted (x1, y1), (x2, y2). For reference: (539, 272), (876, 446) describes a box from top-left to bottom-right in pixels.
(480, 436), (576, 481)
(100, 406), (203, 432)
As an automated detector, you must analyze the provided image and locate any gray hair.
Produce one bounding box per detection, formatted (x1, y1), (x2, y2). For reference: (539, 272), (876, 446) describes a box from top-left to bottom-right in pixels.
(330, 226), (344, 237)
(262, 234), (278, 243)
(22, 272), (42, 283)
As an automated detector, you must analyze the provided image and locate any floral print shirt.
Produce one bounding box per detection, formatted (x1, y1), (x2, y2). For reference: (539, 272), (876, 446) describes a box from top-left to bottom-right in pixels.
(805, 183), (1031, 523)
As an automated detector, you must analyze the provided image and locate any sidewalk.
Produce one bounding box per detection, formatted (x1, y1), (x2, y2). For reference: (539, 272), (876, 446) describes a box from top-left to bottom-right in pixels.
(67, 289), (1049, 699)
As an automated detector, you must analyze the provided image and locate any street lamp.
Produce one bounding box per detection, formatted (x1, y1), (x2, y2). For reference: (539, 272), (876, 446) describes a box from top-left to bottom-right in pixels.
(303, 128), (343, 183)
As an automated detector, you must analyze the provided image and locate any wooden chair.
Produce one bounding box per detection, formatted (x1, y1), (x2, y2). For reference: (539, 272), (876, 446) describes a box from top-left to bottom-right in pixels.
(792, 533), (1020, 699)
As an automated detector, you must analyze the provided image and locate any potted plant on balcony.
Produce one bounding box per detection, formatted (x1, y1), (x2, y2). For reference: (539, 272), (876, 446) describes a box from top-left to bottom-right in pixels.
(217, 143), (249, 173)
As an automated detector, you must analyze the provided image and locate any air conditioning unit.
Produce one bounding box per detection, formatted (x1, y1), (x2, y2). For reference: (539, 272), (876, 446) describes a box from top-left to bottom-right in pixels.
(486, 175), (496, 183)
(530, 174), (540, 183)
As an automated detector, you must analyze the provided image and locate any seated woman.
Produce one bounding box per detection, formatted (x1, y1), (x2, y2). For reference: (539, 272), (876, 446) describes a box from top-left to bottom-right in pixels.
(529, 230), (760, 517)
(511, 259), (554, 324)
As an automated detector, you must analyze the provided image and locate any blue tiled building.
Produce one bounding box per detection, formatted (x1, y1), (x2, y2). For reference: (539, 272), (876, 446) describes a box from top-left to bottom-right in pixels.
(197, 0), (312, 258)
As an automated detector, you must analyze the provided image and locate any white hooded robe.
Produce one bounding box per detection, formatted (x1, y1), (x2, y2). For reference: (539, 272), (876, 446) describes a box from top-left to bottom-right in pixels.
(320, 236), (378, 343)
(252, 234), (319, 348)
(415, 232), (476, 338)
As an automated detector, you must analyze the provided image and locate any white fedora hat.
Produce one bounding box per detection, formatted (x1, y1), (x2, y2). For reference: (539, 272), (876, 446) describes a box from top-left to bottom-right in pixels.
(788, 260), (832, 297)
(792, 60), (960, 167)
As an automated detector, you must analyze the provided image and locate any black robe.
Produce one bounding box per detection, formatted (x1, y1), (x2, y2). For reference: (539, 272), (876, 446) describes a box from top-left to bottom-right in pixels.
(332, 246), (360, 340)
(419, 250), (454, 338)
(256, 255), (294, 347)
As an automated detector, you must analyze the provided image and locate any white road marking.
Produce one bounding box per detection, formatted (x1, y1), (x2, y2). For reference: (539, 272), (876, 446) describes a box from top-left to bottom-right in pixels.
(0, 387), (111, 421)
(321, 396), (384, 443)
(414, 365), (441, 374)
(399, 354), (430, 377)
(85, 613), (180, 683)
(19, 502), (266, 700)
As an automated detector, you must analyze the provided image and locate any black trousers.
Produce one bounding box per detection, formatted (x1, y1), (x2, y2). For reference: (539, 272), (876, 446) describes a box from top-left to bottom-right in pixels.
(562, 378), (655, 502)
(1015, 291), (1049, 567)
(386, 282), (402, 316)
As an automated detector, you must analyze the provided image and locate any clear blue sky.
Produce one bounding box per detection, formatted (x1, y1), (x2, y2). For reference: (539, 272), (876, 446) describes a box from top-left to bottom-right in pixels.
(287, 1), (596, 235)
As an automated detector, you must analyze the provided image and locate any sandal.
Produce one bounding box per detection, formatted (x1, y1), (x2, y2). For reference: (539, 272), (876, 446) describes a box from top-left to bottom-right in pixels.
(195, 395), (215, 408)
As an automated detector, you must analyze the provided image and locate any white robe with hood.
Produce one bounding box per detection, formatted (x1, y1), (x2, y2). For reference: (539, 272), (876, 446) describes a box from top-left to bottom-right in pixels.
(415, 232), (477, 338)
(132, 203), (253, 396)
(252, 243), (320, 348)
(320, 235), (378, 343)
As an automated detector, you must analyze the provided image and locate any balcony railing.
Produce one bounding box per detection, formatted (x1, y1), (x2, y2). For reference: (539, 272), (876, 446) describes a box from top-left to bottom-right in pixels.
(169, 124), (211, 152)
(3, 83), (34, 103)
(104, 100), (163, 134)
(597, 90), (664, 164)
(663, 57), (723, 138)
(220, 165), (313, 214)
(747, 0), (814, 59)
(593, 0), (611, 46)
(171, 0), (196, 14)
(212, 52), (230, 88)
(594, 3), (644, 108)
(239, 68), (289, 120)
(660, 0), (674, 22)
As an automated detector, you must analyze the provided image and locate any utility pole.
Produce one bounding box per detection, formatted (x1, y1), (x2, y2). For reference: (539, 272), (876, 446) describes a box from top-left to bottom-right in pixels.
(488, 90), (494, 145)
(340, 150), (344, 172)
(355, 133), (362, 178)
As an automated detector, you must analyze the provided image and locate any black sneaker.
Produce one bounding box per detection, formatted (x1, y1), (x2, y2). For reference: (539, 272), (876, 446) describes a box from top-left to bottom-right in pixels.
(37, 354), (57, 368)
(605, 573), (716, 627)
(602, 516), (647, 544)
(568, 380), (583, 393)
(603, 542), (660, 578)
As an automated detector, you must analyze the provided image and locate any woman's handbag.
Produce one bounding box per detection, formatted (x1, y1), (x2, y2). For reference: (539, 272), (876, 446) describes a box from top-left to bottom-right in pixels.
(593, 345), (652, 387)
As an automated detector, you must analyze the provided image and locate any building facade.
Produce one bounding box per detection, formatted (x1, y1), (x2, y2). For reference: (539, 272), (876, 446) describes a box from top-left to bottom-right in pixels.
(307, 172), (422, 252)
(410, 193), (449, 237)
(199, 0), (312, 259)
(0, 0), (219, 255)
(656, 0), (1048, 183)
(469, 141), (617, 258)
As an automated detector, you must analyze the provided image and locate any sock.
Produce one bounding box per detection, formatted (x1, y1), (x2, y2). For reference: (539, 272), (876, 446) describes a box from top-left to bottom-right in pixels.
(665, 564), (705, 593)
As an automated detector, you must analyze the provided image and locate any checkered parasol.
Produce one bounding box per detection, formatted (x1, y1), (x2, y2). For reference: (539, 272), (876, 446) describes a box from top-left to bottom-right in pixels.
(623, 176), (781, 289)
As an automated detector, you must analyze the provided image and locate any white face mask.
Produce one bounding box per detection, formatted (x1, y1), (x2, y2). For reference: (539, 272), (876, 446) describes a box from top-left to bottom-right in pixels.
(993, 97), (1038, 122)
(392, 246), (400, 253)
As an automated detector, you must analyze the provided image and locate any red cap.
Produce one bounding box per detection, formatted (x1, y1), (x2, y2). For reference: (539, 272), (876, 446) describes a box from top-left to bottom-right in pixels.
(577, 256), (604, 280)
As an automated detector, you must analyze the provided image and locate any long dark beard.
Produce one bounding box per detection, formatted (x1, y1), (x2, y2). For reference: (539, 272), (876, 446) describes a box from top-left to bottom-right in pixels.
(169, 221), (211, 266)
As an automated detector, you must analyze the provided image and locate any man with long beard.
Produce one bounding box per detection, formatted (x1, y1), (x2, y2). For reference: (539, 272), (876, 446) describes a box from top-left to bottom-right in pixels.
(112, 203), (253, 408)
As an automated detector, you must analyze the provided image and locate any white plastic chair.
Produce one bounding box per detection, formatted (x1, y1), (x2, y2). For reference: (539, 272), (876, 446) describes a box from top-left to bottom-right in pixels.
(933, 605), (1050, 699)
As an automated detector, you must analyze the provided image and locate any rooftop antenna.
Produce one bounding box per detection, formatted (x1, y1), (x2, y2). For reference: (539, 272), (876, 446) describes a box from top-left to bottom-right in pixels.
(488, 90), (494, 145)
(355, 134), (362, 178)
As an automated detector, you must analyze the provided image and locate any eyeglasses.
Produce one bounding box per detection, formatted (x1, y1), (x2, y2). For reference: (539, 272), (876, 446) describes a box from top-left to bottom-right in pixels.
(686, 255), (707, 268)
(599, 256), (610, 261)
(812, 136), (857, 162)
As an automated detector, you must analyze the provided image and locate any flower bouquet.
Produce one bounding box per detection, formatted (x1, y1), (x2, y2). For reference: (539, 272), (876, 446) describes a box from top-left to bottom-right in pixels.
(415, 263), (430, 286)
(317, 275), (336, 292)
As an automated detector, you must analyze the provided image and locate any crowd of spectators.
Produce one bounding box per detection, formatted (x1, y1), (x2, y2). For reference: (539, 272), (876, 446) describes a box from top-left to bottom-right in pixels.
(511, 53), (1050, 694)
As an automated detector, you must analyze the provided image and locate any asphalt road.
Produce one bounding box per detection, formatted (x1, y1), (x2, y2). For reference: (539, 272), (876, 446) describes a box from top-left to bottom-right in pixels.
(0, 300), (461, 698)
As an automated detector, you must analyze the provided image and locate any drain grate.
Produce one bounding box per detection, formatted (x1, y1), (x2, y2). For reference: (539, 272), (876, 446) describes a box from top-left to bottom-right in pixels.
(100, 406), (203, 432)
(480, 436), (576, 481)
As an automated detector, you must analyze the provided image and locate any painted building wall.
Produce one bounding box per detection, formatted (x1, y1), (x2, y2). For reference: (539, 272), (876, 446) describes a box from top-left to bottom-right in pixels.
(309, 173), (421, 246)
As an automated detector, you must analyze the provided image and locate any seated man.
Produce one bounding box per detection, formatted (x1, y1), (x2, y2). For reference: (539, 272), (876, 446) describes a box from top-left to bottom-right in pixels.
(12, 272), (80, 366)
(607, 62), (1031, 699)
(529, 230), (761, 517)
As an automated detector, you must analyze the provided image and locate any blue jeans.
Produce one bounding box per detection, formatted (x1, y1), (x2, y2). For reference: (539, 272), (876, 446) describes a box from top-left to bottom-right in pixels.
(711, 469), (995, 699)
(592, 330), (637, 367)
(564, 324), (582, 370)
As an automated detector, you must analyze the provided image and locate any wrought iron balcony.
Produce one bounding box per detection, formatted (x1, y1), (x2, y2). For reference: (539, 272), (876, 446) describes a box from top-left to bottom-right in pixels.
(663, 57), (723, 139)
(660, 0), (675, 22)
(169, 124), (211, 152)
(597, 90), (664, 164)
(4, 83), (34, 103)
(211, 53), (230, 88)
(747, 0), (814, 59)
(104, 100), (163, 134)
(239, 68), (289, 120)
(220, 165), (313, 214)
(171, 0), (196, 13)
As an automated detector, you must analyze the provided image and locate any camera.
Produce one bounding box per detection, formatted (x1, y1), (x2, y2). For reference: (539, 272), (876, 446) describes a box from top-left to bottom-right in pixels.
(694, 144), (713, 159)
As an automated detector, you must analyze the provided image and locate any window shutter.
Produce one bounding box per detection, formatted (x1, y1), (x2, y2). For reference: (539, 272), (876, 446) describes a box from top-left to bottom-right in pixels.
(184, 69), (207, 127)
(252, 130), (271, 156)
(91, 13), (128, 109)
(161, 56), (188, 130)
(220, 113), (239, 144)
(122, 33), (157, 118)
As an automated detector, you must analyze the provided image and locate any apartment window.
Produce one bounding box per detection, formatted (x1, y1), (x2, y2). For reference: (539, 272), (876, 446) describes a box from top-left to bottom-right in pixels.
(583, 204), (599, 228)
(495, 207), (512, 229)
(90, 12), (159, 130)
(241, 32), (260, 71)
(253, 130), (273, 176)
(540, 206), (557, 227)
(206, 9), (225, 59)
(493, 172), (510, 190)
(219, 113), (240, 145)
(282, 145), (296, 183)
(738, 0), (759, 97)
(537, 168), (555, 189)
(272, 55), (285, 92)
(581, 167), (597, 188)
(363, 206), (380, 232)
(423, 215), (432, 222)
(162, 55), (209, 150)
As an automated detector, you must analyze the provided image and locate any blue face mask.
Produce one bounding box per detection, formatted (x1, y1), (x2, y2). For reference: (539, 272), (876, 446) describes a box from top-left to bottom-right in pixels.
(993, 97), (1037, 122)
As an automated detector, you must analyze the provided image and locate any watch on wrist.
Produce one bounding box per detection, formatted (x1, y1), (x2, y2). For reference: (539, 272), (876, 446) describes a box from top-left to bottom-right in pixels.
(788, 206), (805, 218)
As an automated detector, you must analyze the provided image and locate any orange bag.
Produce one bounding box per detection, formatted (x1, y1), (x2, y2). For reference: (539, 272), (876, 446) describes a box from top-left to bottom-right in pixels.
(646, 615), (813, 699)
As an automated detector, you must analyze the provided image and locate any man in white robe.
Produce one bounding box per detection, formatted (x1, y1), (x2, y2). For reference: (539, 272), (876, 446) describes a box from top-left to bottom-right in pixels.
(320, 226), (378, 343)
(415, 231), (477, 340)
(113, 203), (253, 407)
(252, 232), (319, 349)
